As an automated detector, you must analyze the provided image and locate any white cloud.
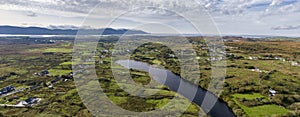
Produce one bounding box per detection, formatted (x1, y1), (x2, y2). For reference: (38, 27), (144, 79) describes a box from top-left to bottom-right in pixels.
(26, 11), (38, 17)
(272, 25), (300, 30)
(0, 0), (299, 36)
(48, 25), (93, 29)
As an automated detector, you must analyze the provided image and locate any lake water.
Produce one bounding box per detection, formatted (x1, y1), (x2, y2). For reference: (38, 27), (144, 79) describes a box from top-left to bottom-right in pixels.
(116, 60), (235, 117)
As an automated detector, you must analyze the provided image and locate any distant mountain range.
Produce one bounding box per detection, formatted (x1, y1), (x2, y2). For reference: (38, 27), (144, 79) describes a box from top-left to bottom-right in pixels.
(0, 26), (148, 35)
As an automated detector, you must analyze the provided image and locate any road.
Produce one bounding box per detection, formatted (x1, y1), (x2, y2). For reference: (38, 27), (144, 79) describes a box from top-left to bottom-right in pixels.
(0, 103), (25, 107)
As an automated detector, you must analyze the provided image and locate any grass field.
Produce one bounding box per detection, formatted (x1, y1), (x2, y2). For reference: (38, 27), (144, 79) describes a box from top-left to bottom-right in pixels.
(0, 36), (299, 116)
(232, 93), (265, 100)
(44, 48), (73, 53)
(48, 69), (72, 76)
(232, 93), (290, 117)
(241, 104), (289, 117)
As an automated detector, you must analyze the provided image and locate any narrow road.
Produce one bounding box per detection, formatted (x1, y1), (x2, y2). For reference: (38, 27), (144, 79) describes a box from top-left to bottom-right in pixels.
(0, 103), (25, 107)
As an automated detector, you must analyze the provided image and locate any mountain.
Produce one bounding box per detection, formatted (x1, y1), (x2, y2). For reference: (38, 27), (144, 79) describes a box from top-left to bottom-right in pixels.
(0, 26), (148, 35)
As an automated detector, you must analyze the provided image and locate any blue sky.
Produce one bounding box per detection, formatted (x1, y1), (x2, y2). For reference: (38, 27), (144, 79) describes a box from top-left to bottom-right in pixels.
(0, 0), (299, 37)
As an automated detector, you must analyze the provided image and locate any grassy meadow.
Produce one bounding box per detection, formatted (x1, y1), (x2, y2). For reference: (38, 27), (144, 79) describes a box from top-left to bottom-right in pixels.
(0, 36), (299, 116)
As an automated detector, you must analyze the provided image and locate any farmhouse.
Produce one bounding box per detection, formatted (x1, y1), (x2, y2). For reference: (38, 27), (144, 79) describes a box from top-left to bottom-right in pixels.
(34, 70), (49, 76)
(251, 68), (263, 73)
(249, 56), (258, 60)
(0, 85), (15, 95)
(269, 88), (277, 96)
(291, 61), (299, 66)
(48, 84), (53, 89)
(22, 97), (39, 106)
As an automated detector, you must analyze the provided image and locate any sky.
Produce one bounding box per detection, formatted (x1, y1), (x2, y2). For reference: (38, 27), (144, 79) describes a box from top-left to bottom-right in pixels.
(0, 0), (299, 37)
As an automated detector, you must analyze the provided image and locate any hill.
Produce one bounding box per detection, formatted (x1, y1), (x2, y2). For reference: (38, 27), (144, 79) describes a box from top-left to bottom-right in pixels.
(0, 26), (148, 35)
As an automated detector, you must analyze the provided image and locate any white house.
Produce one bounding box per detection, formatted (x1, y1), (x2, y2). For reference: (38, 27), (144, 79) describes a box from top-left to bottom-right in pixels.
(291, 61), (299, 66)
(269, 89), (277, 96)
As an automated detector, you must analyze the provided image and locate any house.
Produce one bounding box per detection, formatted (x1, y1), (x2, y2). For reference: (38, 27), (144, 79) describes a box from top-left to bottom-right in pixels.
(126, 49), (131, 53)
(0, 85), (15, 95)
(22, 97), (39, 105)
(291, 61), (299, 66)
(249, 56), (258, 60)
(99, 55), (104, 58)
(251, 68), (263, 73)
(34, 70), (49, 76)
(168, 54), (176, 58)
(274, 57), (280, 60)
(100, 50), (109, 53)
(69, 72), (73, 76)
(269, 88), (277, 96)
(48, 84), (53, 89)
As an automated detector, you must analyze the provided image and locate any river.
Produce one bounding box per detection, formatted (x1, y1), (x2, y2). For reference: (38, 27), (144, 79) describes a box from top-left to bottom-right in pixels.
(116, 60), (235, 117)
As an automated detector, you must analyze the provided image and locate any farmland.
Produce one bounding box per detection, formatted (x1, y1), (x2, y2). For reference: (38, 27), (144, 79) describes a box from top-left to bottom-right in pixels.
(0, 36), (299, 116)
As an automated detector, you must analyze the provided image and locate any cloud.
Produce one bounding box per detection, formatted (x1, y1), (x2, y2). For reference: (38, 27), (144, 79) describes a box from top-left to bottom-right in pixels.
(271, 25), (300, 30)
(48, 25), (93, 30)
(0, 0), (299, 18)
(26, 11), (37, 17)
(0, 0), (300, 36)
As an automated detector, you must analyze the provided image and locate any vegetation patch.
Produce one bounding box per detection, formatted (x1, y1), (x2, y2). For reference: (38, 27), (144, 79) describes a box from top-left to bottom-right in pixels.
(232, 93), (290, 117)
(44, 48), (73, 53)
(48, 69), (71, 76)
(242, 104), (289, 117)
(232, 93), (265, 100)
